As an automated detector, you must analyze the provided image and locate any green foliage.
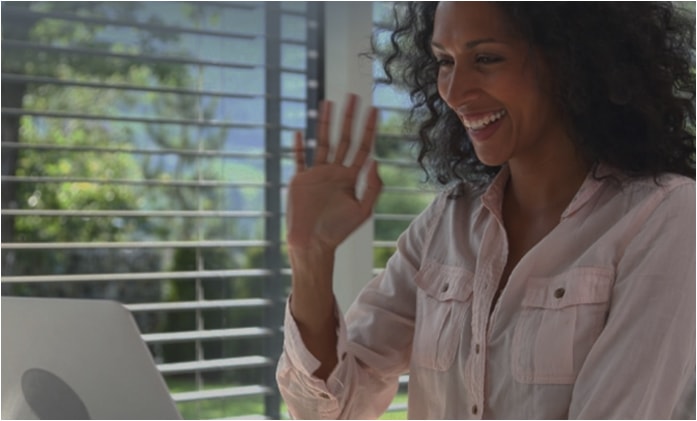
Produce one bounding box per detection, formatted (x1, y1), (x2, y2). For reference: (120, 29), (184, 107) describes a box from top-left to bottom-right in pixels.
(7, 2), (185, 248)
(10, 61), (148, 279)
(373, 113), (435, 268)
(16, 97), (142, 243)
(5, 2), (266, 322)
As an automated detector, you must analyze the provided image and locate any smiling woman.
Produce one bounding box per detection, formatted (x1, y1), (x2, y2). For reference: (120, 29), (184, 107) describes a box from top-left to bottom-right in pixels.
(276, 2), (695, 419)
(430, 2), (571, 172)
(382, 2), (696, 187)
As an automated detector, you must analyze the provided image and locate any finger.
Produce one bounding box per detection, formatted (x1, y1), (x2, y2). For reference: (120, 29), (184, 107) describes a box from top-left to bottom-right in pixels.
(314, 100), (332, 165)
(351, 107), (379, 169)
(333, 94), (358, 165)
(294, 131), (306, 173)
(359, 160), (383, 220)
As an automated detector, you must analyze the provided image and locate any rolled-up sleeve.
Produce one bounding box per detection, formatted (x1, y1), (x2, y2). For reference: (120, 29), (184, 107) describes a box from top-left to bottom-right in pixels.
(569, 182), (696, 419)
(276, 298), (346, 419)
(276, 191), (446, 419)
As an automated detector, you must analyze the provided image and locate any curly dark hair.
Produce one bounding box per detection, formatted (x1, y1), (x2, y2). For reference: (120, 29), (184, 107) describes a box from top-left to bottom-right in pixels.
(377, 2), (696, 186)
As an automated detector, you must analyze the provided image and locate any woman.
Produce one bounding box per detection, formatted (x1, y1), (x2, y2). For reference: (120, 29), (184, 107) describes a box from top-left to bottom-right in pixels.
(277, 2), (695, 419)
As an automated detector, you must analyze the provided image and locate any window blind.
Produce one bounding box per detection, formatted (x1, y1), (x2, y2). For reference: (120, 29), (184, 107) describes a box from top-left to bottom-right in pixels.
(1, 2), (322, 419)
(371, 2), (437, 418)
(372, 2), (436, 273)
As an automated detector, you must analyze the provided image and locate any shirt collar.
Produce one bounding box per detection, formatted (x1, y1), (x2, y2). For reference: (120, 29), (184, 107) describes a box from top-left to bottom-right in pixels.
(561, 163), (614, 219)
(478, 163), (613, 222)
(480, 166), (510, 224)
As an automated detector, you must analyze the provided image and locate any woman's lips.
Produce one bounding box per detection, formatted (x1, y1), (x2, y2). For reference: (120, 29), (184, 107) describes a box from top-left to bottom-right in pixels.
(465, 113), (505, 142)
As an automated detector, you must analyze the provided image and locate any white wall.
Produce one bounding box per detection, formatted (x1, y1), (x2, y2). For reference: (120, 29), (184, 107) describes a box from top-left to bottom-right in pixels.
(323, 2), (375, 313)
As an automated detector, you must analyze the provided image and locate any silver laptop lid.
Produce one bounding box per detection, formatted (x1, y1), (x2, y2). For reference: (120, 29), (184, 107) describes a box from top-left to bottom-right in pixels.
(2, 296), (181, 420)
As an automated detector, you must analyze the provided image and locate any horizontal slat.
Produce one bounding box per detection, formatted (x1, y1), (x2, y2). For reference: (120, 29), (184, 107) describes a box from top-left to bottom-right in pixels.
(1, 269), (271, 283)
(1, 40), (248, 69)
(172, 385), (271, 403)
(3, 6), (262, 41)
(218, 415), (268, 420)
(373, 241), (397, 249)
(381, 186), (436, 194)
(375, 158), (421, 169)
(142, 327), (272, 343)
(2, 175), (268, 189)
(1, 210), (270, 218)
(375, 105), (410, 114)
(376, 132), (420, 141)
(157, 356), (272, 374)
(2, 40), (308, 74)
(3, 4), (309, 46)
(1, 141), (270, 160)
(374, 213), (419, 222)
(0, 142), (270, 158)
(2, 73), (307, 103)
(3, 240), (269, 250)
(126, 298), (272, 312)
(1, 107), (270, 129)
(373, 20), (396, 32)
(12, 175), (300, 194)
(385, 402), (408, 413)
(374, 77), (396, 85)
(276, 6), (311, 18)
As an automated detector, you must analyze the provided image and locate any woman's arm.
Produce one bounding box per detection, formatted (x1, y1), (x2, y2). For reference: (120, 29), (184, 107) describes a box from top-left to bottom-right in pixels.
(277, 94), (446, 415)
(285, 94), (381, 380)
(277, 195), (440, 419)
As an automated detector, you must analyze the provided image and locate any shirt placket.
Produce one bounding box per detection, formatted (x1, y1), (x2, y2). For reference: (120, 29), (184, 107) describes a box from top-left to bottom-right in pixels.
(468, 214), (508, 419)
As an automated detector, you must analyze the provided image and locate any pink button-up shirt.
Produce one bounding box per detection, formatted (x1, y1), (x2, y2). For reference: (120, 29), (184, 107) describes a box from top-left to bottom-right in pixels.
(277, 165), (695, 419)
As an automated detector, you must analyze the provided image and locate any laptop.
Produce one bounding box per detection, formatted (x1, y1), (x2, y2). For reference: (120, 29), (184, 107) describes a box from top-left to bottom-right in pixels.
(2, 296), (182, 419)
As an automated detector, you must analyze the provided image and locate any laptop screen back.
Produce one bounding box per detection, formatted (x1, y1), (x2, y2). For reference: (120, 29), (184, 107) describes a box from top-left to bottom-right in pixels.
(2, 296), (181, 419)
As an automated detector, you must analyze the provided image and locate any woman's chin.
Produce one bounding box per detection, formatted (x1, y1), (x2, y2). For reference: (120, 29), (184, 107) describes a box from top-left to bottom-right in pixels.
(473, 152), (508, 168)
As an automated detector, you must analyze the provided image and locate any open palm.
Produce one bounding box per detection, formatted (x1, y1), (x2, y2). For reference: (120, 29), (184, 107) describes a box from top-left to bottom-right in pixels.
(286, 96), (382, 252)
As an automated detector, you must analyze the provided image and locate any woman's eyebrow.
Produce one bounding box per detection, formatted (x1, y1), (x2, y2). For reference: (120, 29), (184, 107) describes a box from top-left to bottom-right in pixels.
(430, 38), (501, 51)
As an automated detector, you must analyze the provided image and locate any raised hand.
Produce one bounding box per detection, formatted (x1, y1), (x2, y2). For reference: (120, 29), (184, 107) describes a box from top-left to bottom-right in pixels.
(286, 94), (382, 253)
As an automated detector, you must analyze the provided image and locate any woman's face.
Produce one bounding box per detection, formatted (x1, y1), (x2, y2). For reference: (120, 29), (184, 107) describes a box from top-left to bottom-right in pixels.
(432, 1), (569, 167)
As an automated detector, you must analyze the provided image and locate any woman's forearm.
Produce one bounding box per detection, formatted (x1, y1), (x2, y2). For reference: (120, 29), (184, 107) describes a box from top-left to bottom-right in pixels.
(288, 244), (339, 380)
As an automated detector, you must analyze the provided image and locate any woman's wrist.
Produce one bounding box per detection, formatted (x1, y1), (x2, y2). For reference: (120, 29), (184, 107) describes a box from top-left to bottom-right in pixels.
(288, 240), (335, 273)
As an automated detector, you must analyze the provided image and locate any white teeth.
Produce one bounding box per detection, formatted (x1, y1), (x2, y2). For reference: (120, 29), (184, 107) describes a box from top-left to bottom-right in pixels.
(462, 109), (507, 130)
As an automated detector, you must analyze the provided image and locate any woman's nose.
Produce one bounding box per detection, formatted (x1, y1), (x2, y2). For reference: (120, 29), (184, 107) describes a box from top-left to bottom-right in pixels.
(440, 64), (481, 107)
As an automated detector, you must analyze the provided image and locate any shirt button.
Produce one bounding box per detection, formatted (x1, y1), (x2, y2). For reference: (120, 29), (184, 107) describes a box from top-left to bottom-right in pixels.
(441, 283), (449, 293)
(475, 344), (480, 354)
(472, 404), (478, 415)
(554, 288), (566, 299)
(319, 392), (330, 399)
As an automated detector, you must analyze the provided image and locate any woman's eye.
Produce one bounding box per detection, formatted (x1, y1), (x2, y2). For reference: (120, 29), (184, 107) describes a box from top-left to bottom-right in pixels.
(435, 57), (454, 67)
(476, 54), (503, 64)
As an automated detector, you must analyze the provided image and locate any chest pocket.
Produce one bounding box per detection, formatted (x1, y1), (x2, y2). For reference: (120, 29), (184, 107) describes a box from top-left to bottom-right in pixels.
(412, 261), (474, 371)
(512, 267), (614, 384)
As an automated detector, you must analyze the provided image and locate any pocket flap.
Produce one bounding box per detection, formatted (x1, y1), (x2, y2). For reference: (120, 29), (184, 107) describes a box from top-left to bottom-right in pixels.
(522, 267), (614, 310)
(414, 260), (474, 302)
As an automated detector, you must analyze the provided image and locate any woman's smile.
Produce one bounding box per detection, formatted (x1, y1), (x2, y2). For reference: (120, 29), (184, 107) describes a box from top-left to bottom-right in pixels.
(460, 109), (507, 142)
